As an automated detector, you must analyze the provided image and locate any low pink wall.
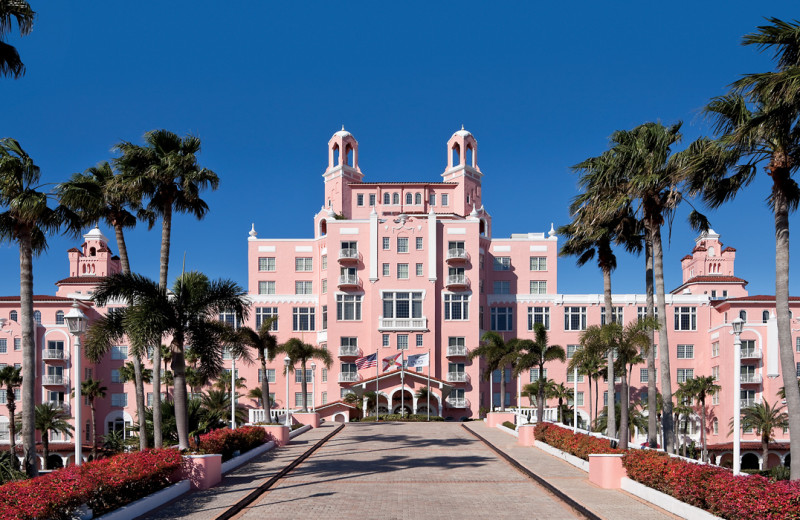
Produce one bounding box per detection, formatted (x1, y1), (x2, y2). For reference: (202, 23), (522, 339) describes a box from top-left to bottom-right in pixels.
(588, 454), (625, 489)
(486, 412), (516, 428)
(182, 454), (222, 490)
(517, 424), (536, 446)
(262, 425), (290, 446)
(293, 412), (320, 428)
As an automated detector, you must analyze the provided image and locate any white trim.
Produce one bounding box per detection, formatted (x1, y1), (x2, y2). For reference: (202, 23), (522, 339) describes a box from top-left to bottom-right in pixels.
(258, 246), (276, 252)
(340, 228), (360, 235)
(529, 245), (548, 252)
(97, 480), (191, 520)
(247, 295), (318, 304)
(295, 246), (313, 252)
(446, 228), (466, 235)
(492, 245), (511, 252)
(428, 212), (437, 281)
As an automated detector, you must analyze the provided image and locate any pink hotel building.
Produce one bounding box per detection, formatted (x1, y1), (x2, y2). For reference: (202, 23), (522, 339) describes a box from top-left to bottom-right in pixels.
(2, 127), (800, 470)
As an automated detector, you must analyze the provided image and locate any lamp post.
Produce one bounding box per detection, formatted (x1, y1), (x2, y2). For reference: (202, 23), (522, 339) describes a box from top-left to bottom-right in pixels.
(64, 302), (87, 466)
(231, 353), (236, 429)
(573, 366), (578, 433)
(284, 356), (291, 426)
(731, 317), (744, 476)
(310, 362), (316, 412)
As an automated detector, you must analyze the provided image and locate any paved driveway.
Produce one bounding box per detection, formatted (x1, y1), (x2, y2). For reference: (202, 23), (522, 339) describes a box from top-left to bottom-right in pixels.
(237, 422), (581, 520)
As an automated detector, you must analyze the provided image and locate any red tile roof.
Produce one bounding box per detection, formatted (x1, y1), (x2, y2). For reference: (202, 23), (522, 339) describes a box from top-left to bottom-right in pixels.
(350, 181), (458, 186)
(67, 248), (81, 253)
(0, 295), (73, 302)
(55, 276), (107, 285)
(683, 275), (747, 284)
(723, 295), (800, 303)
(315, 399), (357, 410)
(722, 246), (737, 252)
(681, 255), (693, 261)
(707, 441), (790, 452)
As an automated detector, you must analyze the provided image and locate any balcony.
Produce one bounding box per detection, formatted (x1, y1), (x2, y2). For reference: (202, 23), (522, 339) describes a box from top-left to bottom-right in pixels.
(446, 248), (469, 263)
(338, 372), (361, 383)
(447, 372), (469, 383)
(338, 345), (361, 357)
(338, 248), (360, 264)
(379, 317), (427, 331)
(446, 345), (468, 357)
(740, 398), (761, 408)
(446, 397), (470, 408)
(338, 274), (361, 289)
(42, 375), (64, 386)
(740, 348), (762, 360)
(45, 401), (69, 413)
(740, 373), (763, 385)
(445, 274), (469, 289)
(42, 349), (65, 361)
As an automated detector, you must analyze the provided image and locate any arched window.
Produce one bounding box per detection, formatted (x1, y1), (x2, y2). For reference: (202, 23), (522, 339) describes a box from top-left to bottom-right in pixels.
(451, 143), (460, 167)
(415, 193), (422, 205)
(739, 310), (747, 322)
(55, 311), (64, 325)
(345, 144), (353, 166)
(392, 193), (399, 205)
(466, 143), (474, 166)
(383, 193), (390, 205)
(89, 247), (96, 257)
(319, 219), (327, 236)
(333, 143), (340, 166)
(9, 311), (16, 322)
(406, 193), (413, 205)
(763, 310), (770, 323)
(33, 311), (41, 326)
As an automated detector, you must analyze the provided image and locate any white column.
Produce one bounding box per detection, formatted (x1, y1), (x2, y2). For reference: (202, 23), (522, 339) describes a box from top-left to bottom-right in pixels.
(733, 327), (742, 476)
(428, 208), (437, 281)
(369, 209), (378, 281)
(74, 336), (82, 466)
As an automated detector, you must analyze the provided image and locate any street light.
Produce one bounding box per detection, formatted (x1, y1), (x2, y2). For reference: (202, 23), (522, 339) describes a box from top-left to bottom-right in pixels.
(310, 362), (317, 412)
(284, 356), (291, 426)
(64, 302), (87, 466)
(731, 317), (744, 476)
(231, 352), (237, 430)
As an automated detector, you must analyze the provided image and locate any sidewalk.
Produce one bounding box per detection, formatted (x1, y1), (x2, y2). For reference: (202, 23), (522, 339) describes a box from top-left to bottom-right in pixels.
(463, 422), (679, 520)
(141, 423), (336, 520)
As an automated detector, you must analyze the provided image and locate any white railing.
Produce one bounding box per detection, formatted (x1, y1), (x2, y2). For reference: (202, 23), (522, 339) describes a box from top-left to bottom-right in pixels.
(446, 372), (469, 383)
(446, 248), (469, 261)
(42, 349), (64, 360)
(740, 348), (762, 360)
(740, 398), (762, 408)
(740, 373), (763, 384)
(446, 397), (469, 408)
(0, 431), (8, 441)
(446, 274), (468, 286)
(339, 372), (361, 383)
(248, 408), (292, 424)
(338, 345), (360, 357)
(446, 345), (468, 357)
(338, 274), (360, 286)
(379, 317), (427, 331)
(46, 401), (69, 412)
(508, 407), (558, 425)
(339, 248), (360, 261)
(43, 375), (64, 385)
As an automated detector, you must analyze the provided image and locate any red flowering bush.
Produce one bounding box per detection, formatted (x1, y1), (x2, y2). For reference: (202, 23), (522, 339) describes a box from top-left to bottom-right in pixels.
(0, 448), (183, 520)
(198, 426), (272, 461)
(533, 423), (620, 460)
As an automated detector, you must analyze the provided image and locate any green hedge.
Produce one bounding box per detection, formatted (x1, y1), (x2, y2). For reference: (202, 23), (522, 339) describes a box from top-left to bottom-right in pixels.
(353, 414), (444, 422)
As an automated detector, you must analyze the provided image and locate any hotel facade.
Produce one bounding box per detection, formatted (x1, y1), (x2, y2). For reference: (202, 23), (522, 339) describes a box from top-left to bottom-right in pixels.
(2, 128), (799, 470)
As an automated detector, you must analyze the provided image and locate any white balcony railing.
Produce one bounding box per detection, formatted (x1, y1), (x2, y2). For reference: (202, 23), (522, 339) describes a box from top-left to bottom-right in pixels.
(338, 345), (360, 357)
(338, 248), (360, 261)
(45, 401), (69, 412)
(446, 345), (468, 357)
(42, 349), (65, 360)
(740, 348), (762, 360)
(446, 248), (469, 261)
(379, 317), (428, 331)
(338, 274), (360, 287)
(248, 408), (292, 424)
(740, 398), (761, 408)
(446, 397), (469, 408)
(447, 372), (469, 383)
(446, 274), (468, 287)
(740, 373), (763, 384)
(338, 372), (361, 383)
(42, 375), (64, 385)
(0, 431), (8, 441)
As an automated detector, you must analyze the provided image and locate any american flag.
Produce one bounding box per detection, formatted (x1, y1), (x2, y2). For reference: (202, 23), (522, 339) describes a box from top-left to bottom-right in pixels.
(355, 353), (377, 370)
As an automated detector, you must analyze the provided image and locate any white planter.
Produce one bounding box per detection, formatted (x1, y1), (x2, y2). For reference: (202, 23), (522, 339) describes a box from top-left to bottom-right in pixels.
(621, 477), (722, 520)
(533, 440), (589, 472)
(221, 440), (276, 474)
(497, 423), (519, 438)
(289, 424), (312, 438)
(96, 480), (191, 520)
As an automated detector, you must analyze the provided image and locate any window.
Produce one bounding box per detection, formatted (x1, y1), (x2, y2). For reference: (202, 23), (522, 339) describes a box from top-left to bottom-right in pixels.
(382, 263), (390, 276)
(397, 335), (409, 350)
(677, 344), (694, 359)
(530, 281), (547, 294)
(219, 310), (239, 329)
(600, 306), (623, 325)
(712, 393), (719, 405)
(292, 307), (315, 331)
(397, 237), (409, 253)
(397, 264), (409, 279)
(383, 193), (390, 204)
(33, 311), (41, 325)
(528, 307), (550, 330)
(55, 311), (64, 325)
(258, 369), (276, 383)
(369, 194), (376, 206)
(295, 281), (313, 294)
(636, 306), (659, 320)
(0, 390), (6, 405)
(403, 192), (411, 205)
(8, 311), (16, 322)
(321, 369), (327, 382)
(739, 310), (747, 322)
(322, 255), (327, 270)
(764, 310), (771, 323)
(566, 344), (579, 358)
(575, 392), (585, 407)
(322, 305), (328, 330)
(493, 281), (510, 294)
(336, 295), (362, 321)
(640, 368), (649, 383)
(294, 369), (313, 383)
(713, 418), (719, 435)
(493, 257), (511, 271)
(492, 369), (512, 381)
(382, 334), (390, 347)
(259, 257), (276, 272)
(415, 193), (421, 205)
(392, 193), (399, 205)
(111, 370), (121, 383)
(382, 237), (390, 250)
(530, 257), (546, 271)
(416, 263), (423, 276)
(712, 341), (720, 357)
(111, 346), (128, 360)
(321, 392), (328, 405)
(529, 368), (547, 382)
(564, 307), (587, 331)
(416, 334), (423, 347)
(258, 281), (275, 295)
(712, 365), (720, 381)
(295, 257), (313, 271)
(383, 292), (423, 319)
(111, 393), (128, 407)
(0, 340), (6, 354)
(444, 294), (469, 320)
(441, 194), (449, 206)
(677, 368), (694, 383)
(429, 193), (436, 206)
(357, 194), (364, 206)
(13, 338), (20, 351)
(322, 279), (328, 294)
(566, 371), (585, 383)
(295, 393), (311, 407)
(490, 307), (513, 331)
(256, 307), (278, 330)
(674, 307), (697, 331)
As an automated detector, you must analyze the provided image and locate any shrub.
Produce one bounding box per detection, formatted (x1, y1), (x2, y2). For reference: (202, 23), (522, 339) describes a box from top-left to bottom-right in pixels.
(356, 414), (445, 422)
(502, 421), (516, 430)
(533, 423), (620, 460)
(198, 426), (271, 461)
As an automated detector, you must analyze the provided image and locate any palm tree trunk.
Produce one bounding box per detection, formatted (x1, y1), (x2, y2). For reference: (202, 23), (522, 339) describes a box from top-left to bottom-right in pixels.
(700, 397), (707, 463)
(645, 239), (658, 448)
(587, 376), (592, 429)
(499, 366), (506, 412)
(763, 436), (769, 471)
(594, 377), (600, 430)
(603, 267), (616, 439)
(651, 222), (675, 453)
(19, 233), (37, 477)
(152, 206), (172, 448)
(260, 356), (271, 423)
(7, 390), (17, 468)
(620, 374), (629, 450)
(171, 343), (190, 450)
(113, 223), (131, 275)
(537, 366), (545, 423)
(300, 360), (308, 413)
(42, 437), (49, 470)
(772, 179), (800, 480)
(91, 401), (97, 461)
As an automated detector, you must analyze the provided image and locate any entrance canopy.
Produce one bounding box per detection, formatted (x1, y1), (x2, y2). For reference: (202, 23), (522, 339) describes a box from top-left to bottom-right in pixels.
(347, 369), (454, 400)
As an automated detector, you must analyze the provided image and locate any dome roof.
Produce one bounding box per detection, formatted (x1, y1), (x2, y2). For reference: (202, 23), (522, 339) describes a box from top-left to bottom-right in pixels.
(453, 125), (472, 138)
(334, 125), (352, 138)
(83, 226), (109, 244)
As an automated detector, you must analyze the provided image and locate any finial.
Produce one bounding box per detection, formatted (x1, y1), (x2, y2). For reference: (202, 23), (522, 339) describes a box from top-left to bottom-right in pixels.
(342, 124), (345, 131)
(249, 223), (257, 238)
(469, 204), (478, 218)
(548, 222), (556, 237)
(327, 207), (335, 217)
(461, 124), (464, 130)
(479, 204), (485, 213)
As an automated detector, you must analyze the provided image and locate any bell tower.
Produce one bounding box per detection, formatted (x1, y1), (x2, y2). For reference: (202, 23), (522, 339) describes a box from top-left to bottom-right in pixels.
(323, 127), (363, 218)
(442, 126), (483, 216)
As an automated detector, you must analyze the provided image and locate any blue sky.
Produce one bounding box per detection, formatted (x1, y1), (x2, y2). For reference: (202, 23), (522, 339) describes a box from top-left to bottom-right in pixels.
(2, 2), (799, 297)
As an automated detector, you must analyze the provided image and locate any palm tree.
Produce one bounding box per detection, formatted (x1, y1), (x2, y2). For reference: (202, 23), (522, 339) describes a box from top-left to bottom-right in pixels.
(119, 361), (151, 385)
(522, 379), (556, 408)
(186, 366), (208, 397)
(201, 389), (247, 429)
(0, 139), (80, 476)
(682, 375), (720, 463)
(607, 320), (652, 449)
(469, 331), (516, 412)
(0, 1), (34, 78)
(114, 129), (219, 448)
(32, 403), (73, 470)
(736, 400), (789, 471)
(235, 317), (279, 423)
(595, 401), (648, 440)
(0, 366), (21, 467)
(88, 271), (248, 450)
(567, 340), (605, 427)
(674, 381), (696, 457)
(247, 387), (274, 410)
(281, 338), (332, 413)
(161, 344), (173, 400)
(551, 383), (573, 424)
(695, 19), (800, 478)
(515, 324), (566, 423)
(57, 161), (149, 449)
(79, 379), (107, 461)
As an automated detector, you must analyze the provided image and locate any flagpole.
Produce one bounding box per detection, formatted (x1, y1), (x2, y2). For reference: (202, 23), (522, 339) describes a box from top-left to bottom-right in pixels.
(376, 352), (380, 422)
(401, 351), (405, 418)
(427, 349), (431, 422)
